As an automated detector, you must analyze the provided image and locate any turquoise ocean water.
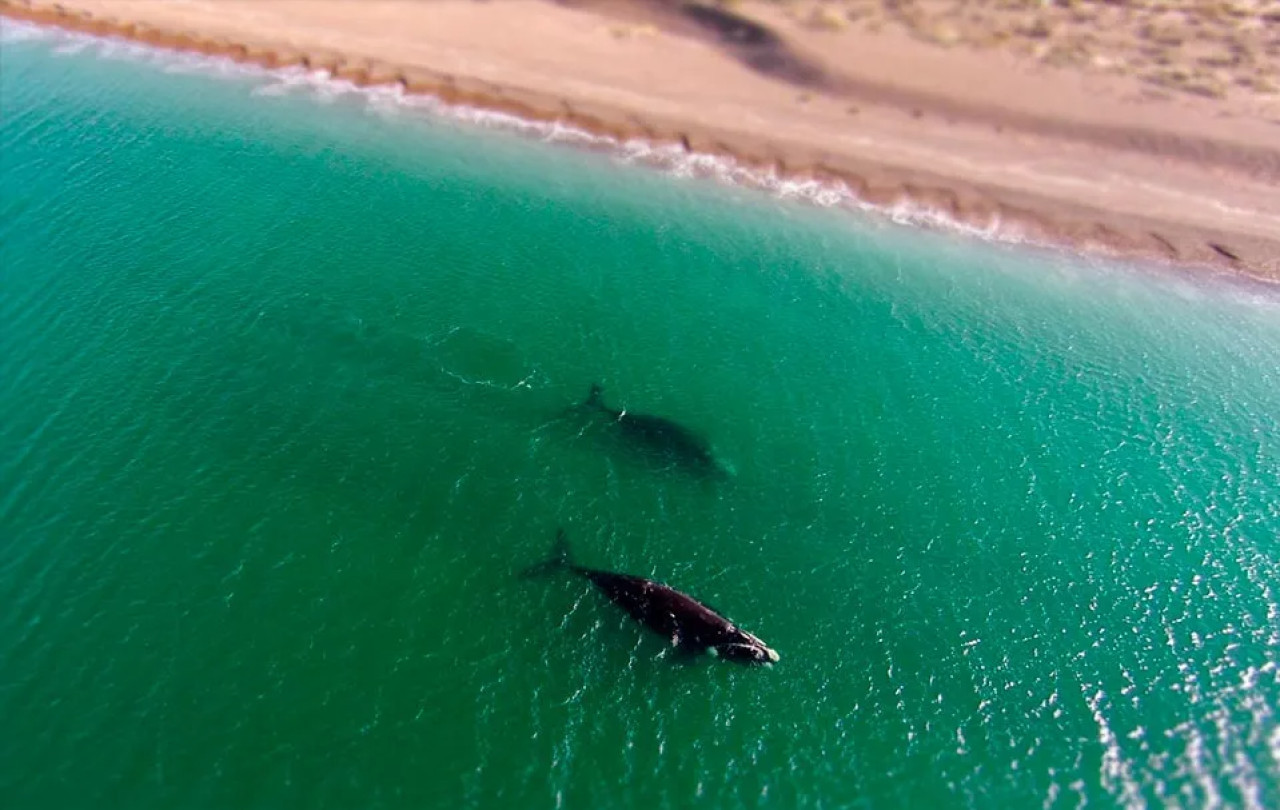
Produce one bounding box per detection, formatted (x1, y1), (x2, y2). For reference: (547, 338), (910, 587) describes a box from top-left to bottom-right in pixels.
(2, 22), (1279, 809)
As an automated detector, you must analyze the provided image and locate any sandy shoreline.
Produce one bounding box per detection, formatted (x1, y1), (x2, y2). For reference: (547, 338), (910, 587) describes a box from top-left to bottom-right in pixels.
(3, 0), (1278, 280)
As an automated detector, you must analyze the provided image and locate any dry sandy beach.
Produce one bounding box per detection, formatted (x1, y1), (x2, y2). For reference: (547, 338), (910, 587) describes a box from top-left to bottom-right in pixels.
(4, 0), (1279, 278)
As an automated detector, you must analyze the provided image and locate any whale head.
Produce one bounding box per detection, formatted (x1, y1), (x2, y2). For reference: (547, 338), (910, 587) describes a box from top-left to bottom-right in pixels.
(715, 641), (780, 665)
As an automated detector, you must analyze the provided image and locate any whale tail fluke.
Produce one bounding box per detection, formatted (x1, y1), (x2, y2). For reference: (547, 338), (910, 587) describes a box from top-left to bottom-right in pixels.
(520, 529), (575, 579)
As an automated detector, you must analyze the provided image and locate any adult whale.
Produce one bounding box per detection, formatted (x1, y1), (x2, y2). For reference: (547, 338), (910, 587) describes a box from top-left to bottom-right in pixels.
(523, 530), (779, 665)
(574, 384), (730, 477)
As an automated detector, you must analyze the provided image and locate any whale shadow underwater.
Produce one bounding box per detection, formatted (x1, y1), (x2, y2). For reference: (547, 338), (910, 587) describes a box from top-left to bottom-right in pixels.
(561, 384), (735, 480)
(523, 529), (779, 665)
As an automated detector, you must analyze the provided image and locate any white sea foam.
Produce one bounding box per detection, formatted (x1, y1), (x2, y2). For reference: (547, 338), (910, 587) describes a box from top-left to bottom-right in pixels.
(0, 17), (52, 43)
(51, 40), (87, 56)
(206, 56), (1022, 248)
(261, 67), (323, 92)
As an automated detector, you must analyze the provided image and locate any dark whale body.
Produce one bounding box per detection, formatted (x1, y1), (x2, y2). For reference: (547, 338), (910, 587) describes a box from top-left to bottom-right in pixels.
(578, 384), (727, 477)
(525, 530), (779, 665)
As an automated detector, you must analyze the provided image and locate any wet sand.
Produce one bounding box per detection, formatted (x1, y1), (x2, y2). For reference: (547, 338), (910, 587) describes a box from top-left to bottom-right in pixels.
(3, 0), (1278, 279)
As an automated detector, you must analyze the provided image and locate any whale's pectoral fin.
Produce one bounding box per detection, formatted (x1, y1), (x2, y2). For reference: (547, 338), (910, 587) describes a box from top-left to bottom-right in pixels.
(670, 631), (681, 647)
(668, 644), (702, 664)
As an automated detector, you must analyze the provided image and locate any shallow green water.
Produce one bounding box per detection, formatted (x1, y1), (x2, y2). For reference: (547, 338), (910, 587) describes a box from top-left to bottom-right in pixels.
(3, 23), (1279, 809)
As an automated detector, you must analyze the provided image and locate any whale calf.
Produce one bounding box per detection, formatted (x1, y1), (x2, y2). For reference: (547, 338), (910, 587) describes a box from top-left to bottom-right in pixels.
(524, 530), (779, 665)
(575, 384), (729, 477)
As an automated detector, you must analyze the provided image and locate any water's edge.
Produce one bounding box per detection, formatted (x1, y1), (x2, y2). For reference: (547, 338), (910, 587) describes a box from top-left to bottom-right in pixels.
(2, 4), (1274, 285)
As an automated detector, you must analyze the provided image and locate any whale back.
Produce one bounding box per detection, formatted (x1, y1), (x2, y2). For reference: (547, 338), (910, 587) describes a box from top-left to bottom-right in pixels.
(528, 530), (776, 664)
(580, 568), (741, 649)
(581, 384), (720, 473)
(615, 413), (713, 461)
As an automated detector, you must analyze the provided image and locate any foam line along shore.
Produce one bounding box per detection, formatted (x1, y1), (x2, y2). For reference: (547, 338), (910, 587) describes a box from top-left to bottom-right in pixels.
(3, 0), (1278, 281)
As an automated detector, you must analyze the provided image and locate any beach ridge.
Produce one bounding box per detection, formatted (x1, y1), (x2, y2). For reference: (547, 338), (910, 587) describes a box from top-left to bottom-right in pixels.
(4, 0), (1277, 280)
